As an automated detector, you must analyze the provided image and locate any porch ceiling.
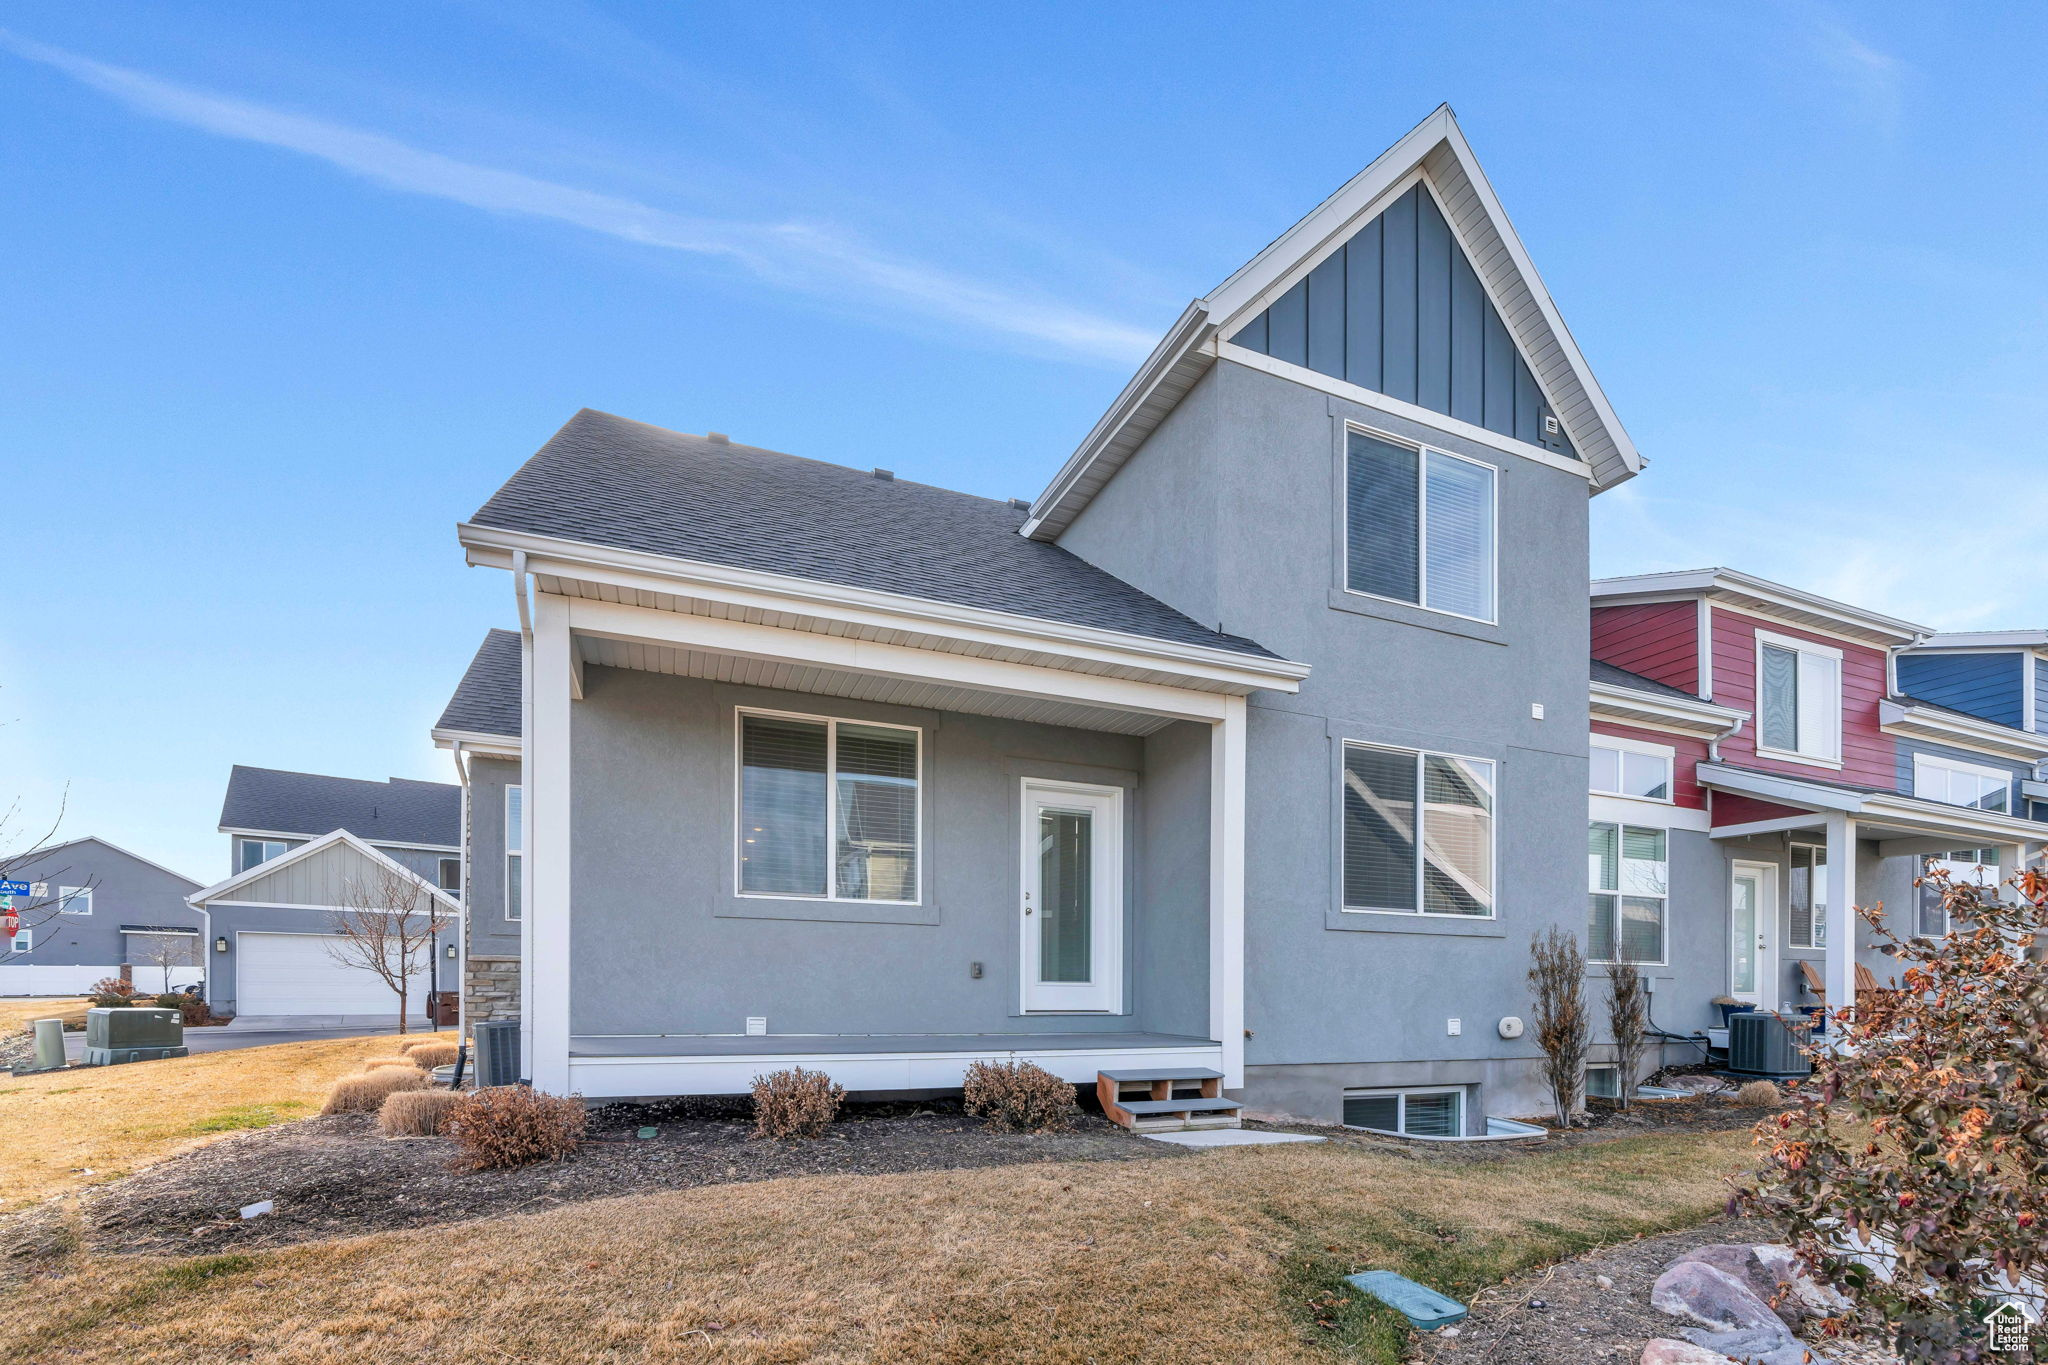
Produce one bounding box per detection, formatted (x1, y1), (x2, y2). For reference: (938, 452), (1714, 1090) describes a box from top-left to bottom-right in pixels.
(577, 632), (1175, 735)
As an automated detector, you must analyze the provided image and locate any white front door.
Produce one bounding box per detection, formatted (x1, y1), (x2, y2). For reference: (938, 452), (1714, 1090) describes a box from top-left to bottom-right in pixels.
(1729, 862), (1780, 1010)
(1020, 780), (1123, 1013)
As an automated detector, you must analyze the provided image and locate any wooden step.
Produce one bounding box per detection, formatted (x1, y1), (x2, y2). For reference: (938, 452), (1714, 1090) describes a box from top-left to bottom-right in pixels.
(1097, 1067), (1224, 1083)
(1115, 1097), (1243, 1115)
(1096, 1067), (1241, 1133)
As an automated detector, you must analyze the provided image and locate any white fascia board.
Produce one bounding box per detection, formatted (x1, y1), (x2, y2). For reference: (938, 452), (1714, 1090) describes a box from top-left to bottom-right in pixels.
(458, 524), (1310, 695)
(219, 826), (460, 855)
(21, 836), (202, 891)
(1592, 568), (1929, 645)
(431, 727), (523, 759)
(1913, 630), (2048, 650)
(1223, 346), (1592, 482)
(1879, 700), (2048, 763)
(187, 827), (463, 914)
(1695, 763), (1866, 813)
(1858, 793), (2048, 845)
(1588, 682), (1747, 737)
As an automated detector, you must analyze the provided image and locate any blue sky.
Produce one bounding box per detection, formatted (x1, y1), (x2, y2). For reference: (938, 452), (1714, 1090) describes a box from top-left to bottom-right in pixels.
(5, 2), (2045, 882)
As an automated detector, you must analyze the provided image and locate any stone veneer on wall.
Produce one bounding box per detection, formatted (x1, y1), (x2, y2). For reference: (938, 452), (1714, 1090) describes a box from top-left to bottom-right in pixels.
(464, 955), (519, 1029)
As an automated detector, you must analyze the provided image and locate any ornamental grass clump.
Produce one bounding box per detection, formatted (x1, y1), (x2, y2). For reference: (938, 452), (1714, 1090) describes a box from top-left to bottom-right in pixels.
(404, 1042), (460, 1069)
(750, 1066), (845, 1140)
(364, 1057), (417, 1072)
(1739, 865), (2048, 1364)
(447, 1086), (586, 1170)
(322, 1066), (430, 1115)
(378, 1088), (464, 1137)
(1732, 1079), (1783, 1107)
(962, 1059), (1079, 1134)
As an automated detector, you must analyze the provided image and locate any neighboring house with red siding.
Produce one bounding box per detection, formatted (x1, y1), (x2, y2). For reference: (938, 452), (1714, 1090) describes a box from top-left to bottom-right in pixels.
(1583, 568), (2048, 1090)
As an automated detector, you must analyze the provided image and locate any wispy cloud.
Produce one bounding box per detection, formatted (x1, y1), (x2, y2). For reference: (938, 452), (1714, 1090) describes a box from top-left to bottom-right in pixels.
(1806, 13), (1907, 125)
(0, 31), (1156, 365)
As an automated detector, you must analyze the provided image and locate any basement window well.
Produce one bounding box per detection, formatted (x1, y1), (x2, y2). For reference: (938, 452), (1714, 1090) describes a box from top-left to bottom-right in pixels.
(1343, 1087), (1464, 1137)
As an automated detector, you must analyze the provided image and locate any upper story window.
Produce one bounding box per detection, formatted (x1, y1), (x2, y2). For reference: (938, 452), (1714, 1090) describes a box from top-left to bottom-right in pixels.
(235, 838), (289, 873)
(56, 886), (92, 916)
(1589, 737), (1672, 802)
(437, 857), (462, 898)
(1756, 631), (1842, 765)
(1341, 741), (1495, 917)
(10, 929), (30, 953)
(1345, 428), (1497, 623)
(738, 710), (921, 904)
(1912, 754), (2011, 813)
(504, 785), (523, 921)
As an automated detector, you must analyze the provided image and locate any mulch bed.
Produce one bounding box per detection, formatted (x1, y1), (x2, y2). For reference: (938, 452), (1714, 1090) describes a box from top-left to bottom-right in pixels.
(66, 1096), (1179, 1255)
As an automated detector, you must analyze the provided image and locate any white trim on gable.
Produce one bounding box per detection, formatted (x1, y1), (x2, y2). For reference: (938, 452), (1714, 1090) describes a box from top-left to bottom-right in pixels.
(1024, 104), (1642, 541)
(185, 827), (464, 917)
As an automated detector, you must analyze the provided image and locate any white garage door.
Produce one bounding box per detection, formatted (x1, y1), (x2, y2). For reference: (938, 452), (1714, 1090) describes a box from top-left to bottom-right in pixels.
(236, 932), (425, 1017)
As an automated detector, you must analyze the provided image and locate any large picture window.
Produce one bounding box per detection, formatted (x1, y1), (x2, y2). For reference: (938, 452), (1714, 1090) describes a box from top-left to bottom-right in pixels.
(1587, 822), (1666, 964)
(1756, 632), (1842, 764)
(1912, 755), (2011, 813)
(739, 710), (920, 903)
(1345, 429), (1496, 622)
(1341, 742), (1494, 917)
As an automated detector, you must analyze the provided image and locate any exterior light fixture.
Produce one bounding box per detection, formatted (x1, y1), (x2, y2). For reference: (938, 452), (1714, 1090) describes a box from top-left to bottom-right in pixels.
(215, 937), (229, 954)
(445, 943), (458, 960)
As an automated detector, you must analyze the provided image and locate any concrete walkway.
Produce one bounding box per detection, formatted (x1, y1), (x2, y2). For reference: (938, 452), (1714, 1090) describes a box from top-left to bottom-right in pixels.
(62, 1020), (406, 1062)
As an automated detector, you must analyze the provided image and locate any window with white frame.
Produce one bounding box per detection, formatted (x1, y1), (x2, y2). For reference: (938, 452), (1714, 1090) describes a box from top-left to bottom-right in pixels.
(1788, 843), (1828, 949)
(738, 710), (921, 903)
(1756, 632), (1842, 764)
(235, 838), (289, 873)
(1919, 848), (1998, 938)
(504, 785), (523, 922)
(1587, 822), (1667, 964)
(1345, 429), (1497, 623)
(1589, 737), (1673, 801)
(438, 857), (462, 898)
(10, 929), (30, 954)
(1343, 1087), (1465, 1137)
(56, 886), (92, 916)
(1342, 742), (1494, 916)
(1585, 1065), (1622, 1100)
(1912, 754), (2011, 813)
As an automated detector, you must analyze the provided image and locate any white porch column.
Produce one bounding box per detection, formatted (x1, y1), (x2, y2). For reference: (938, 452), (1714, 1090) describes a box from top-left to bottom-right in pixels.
(527, 592), (575, 1093)
(1209, 695), (1248, 1089)
(1824, 811), (1858, 1018)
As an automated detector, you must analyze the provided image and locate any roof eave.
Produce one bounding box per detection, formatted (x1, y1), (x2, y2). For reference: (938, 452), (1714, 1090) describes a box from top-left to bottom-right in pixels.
(1879, 700), (2048, 764)
(1589, 681), (1747, 737)
(1592, 568), (1930, 646)
(432, 727), (523, 757)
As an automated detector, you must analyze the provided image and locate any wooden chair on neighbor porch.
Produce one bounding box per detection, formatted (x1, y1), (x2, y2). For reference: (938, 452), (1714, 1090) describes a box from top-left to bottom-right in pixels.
(1798, 960), (1897, 1017)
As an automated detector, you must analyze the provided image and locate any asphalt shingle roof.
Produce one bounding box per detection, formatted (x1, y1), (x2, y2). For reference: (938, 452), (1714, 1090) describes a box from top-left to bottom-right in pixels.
(219, 767), (461, 848)
(1591, 658), (1705, 702)
(437, 629), (522, 739)
(468, 410), (1279, 660)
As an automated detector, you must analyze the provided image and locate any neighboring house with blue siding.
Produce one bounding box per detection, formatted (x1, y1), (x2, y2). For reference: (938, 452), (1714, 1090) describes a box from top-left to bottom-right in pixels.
(193, 766), (465, 1020)
(431, 629), (524, 1029)
(0, 838), (204, 995)
(451, 106), (1653, 1131)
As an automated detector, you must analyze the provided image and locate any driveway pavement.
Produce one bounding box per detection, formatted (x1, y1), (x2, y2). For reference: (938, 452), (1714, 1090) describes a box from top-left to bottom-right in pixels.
(62, 1021), (406, 1062)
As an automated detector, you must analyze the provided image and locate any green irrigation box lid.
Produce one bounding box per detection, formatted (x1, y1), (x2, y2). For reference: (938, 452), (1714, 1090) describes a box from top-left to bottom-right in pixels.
(1342, 1271), (1468, 1330)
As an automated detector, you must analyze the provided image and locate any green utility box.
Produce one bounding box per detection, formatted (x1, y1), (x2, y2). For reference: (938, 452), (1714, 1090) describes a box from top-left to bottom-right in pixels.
(82, 1007), (188, 1065)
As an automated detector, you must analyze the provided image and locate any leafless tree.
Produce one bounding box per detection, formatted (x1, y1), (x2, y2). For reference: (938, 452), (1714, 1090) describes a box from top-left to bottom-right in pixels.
(136, 933), (200, 996)
(0, 788), (97, 953)
(1605, 961), (1650, 1111)
(1528, 925), (1590, 1127)
(327, 861), (450, 1033)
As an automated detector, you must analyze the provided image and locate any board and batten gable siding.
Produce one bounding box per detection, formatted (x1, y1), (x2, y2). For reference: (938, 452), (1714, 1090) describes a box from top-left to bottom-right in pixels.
(1708, 609), (1895, 789)
(1895, 652), (2026, 730)
(215, 839), (405, 909)
(1228, 183), (1577, 459)
(1590, 721), (1708, 808)
(2036, 657), (2048, 735)
(1591, 602), (1700, 695)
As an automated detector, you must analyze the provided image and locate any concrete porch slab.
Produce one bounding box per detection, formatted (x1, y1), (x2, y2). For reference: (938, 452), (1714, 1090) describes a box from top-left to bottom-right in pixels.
(1142, 1128), (1327, 1148)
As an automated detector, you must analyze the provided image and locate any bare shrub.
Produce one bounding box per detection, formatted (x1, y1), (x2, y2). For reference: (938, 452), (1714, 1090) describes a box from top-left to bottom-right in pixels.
(322, 1067), (431, 1115)
(750, 1066), (845, 1140)
(962, 1059), (1079, 1134)
(405, 1042), (459, 1069)
(1733, 1079), (1783, 1107)
(1605, 962), (1650, 1111)
(1528, 926), (1590, 1126)
(378, 1088), (464, 1137)
(364, 1057), (418, 1072)
(447, 1087), (586, 1170)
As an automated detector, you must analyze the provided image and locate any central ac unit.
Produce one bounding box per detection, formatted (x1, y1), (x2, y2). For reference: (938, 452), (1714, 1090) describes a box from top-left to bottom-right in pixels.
(1727, 1012), (1812, 1080)
(473, 1019), (522, 1088)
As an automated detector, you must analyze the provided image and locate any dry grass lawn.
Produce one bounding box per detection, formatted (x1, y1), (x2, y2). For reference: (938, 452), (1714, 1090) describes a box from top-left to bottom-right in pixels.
(0, 998), (89, 1032)
(0, 1124), (1760, 1364)
(0, 1032), (455, 1209)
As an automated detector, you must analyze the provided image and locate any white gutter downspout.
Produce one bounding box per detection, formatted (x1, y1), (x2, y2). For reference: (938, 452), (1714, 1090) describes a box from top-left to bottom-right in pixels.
(512, 550), (535, 1080)
(449, 739), (469, 1039)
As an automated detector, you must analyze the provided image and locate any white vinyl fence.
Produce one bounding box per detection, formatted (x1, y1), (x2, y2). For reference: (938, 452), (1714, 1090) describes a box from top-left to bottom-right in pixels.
(0, 964), (127, 996)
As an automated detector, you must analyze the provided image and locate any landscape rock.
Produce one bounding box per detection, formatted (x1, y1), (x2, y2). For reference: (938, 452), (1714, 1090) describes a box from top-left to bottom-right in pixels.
(1643, 1340), (1737, 1364)
(1651, 1261), (1793, 1339)
(1681, 1325), (1833, 1365)
(1668, 1242), (1848, 1324)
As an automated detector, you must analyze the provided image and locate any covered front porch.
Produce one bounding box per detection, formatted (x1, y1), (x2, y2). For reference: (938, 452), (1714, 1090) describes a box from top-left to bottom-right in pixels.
(1702, 762), (2041, 1020)
(483, 529), (1308, 1101)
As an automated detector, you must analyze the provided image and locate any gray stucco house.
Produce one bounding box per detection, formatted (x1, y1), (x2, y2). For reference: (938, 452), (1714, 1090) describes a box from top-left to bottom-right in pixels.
(432, 629), (524, 1028)
(453, 106), (1647, 1129)
(0, 837), (204, 995)
(190, 766), (465, 1019)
